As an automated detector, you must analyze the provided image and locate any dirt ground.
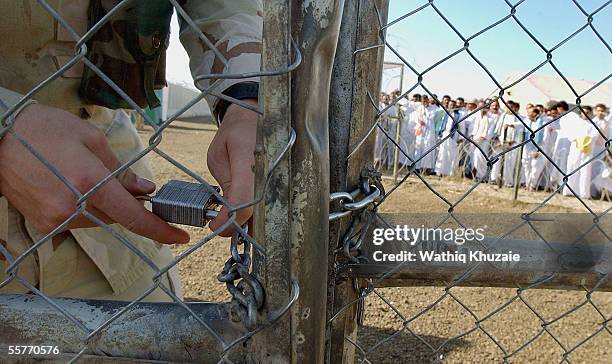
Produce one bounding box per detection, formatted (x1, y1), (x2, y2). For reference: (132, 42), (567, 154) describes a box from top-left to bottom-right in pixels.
(140, 121), (611, 364)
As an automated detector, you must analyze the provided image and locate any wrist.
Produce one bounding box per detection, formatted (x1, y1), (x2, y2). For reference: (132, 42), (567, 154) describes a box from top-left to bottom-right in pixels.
(214, 82), (259, 124)
(220, 99), (259, 130)
(225, 99), (258, 115)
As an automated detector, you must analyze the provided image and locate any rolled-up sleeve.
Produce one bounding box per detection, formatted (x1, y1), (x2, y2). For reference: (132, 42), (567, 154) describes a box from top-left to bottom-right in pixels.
(179, 0), (262, 123)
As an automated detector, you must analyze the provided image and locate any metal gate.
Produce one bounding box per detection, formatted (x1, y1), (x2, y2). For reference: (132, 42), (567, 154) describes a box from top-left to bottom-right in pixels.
(325, 1), (611, 363)
(1, 0), (611, 363)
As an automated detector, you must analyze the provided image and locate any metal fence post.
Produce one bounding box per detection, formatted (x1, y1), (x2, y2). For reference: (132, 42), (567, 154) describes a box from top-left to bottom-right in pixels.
(327, 0), (389, 362)
(289, 1), (345, 362)
(513, 133), (526, 200)
(253, 1), (344, 363)
(250, 0), (294, 362)
(392, 109), (402, 183)
(0, 295), (246, 362)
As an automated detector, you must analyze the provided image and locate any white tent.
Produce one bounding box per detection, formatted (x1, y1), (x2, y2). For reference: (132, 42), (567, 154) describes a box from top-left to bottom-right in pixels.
(494, 72), (612, 109)
(161, 82), (212, 123)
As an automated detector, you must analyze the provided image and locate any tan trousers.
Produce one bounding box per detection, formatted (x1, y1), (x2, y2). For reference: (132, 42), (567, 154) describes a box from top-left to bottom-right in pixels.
(0, 202), (182, 303)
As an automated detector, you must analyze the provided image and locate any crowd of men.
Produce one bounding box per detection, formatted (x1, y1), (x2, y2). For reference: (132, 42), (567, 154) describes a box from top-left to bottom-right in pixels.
(375, 90), (612, 200)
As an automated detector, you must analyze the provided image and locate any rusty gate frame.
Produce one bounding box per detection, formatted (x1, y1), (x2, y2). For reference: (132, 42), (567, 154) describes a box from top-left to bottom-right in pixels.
(326, 0), (390, 363)
(0, 0), (346, 363)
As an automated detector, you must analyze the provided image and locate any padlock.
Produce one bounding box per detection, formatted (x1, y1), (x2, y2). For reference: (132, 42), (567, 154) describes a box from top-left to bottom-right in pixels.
(140, 180), (220, 227)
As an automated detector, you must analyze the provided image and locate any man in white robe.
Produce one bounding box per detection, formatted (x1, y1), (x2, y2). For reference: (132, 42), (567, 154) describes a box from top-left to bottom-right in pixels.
(550, 101), (581, 189)
(522, 107), (546, 191)
(496, 102), (524, 186)
(562, 108), (600, 199)
(385, 94), (403, 168)
(435, 100), (461, 176)
(487, 101), (502, 139)
(592, 106), (611, 200)
(414, 96), (439, 173)
(488, 101), (504, 182)
(592, 103), (610, 160)
(398, 94), (421, 167)
(590, 104), (610, 196)
(434, 95), (452, 136)
(539, 103), (560, 190)
(471, 101), (492, 181)
(458, 99), (478, 177)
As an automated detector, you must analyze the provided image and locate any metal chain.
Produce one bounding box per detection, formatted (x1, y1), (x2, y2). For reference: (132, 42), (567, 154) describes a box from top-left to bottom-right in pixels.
(329, 170), (384, 220)
(330, 169), (385, 330)
(330, 168), (385, 263)
(217, 226), (265, 330)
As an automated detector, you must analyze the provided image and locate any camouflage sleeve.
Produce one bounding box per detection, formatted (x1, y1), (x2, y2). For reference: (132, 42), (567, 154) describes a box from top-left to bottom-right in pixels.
(179, 0), (262, 123)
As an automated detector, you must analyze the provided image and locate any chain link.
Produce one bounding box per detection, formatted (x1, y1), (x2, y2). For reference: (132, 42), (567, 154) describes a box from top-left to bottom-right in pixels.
(217, 227), (265, 330)
(330, 168), (385, 264)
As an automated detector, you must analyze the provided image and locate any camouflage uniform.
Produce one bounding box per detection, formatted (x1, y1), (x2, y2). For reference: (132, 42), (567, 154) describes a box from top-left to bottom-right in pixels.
(0, 0), (262, 301)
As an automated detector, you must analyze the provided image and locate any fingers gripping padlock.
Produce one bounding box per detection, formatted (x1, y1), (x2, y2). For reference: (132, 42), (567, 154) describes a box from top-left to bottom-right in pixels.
(140, 180), (220, 227)
(142, 180), (264, 330)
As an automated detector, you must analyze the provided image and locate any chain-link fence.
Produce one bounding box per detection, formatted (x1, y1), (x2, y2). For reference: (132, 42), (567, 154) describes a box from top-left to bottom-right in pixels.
(0, 0), (310, 362)
(1, 0), (611, 363)
(326, 0), (611, 363)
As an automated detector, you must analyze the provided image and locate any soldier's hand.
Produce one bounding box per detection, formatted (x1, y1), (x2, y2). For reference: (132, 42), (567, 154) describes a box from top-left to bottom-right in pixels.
(207, 101), (257, 237)
(0, 103), (189, 244)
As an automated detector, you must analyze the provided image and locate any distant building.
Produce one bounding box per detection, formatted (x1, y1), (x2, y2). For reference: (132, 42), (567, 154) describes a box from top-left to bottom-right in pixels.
(161, 82), (212, 123)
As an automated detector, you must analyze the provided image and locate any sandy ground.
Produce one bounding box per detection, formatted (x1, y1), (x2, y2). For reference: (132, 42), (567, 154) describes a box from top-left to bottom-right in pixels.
(140, 121), (611, 363)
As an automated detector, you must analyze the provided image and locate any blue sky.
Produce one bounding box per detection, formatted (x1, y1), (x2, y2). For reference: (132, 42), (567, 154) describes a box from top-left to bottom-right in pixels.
(382, 0), (611, 98)
(165, 0), (611, 99)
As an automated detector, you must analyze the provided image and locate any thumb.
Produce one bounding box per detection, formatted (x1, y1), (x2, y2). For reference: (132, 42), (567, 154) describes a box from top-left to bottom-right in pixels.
(209, 181), (254, 237)
(209, 153), (255, 236)
(117, 169), (156, 196)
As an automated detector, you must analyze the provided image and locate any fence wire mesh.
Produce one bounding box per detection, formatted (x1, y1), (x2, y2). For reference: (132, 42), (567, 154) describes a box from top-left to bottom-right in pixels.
(0, 0), (298, 362)
(330, 0), (611, 363)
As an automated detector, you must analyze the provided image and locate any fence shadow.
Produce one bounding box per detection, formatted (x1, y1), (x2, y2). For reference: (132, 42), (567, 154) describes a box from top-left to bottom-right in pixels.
(356, 325), (469, 363)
